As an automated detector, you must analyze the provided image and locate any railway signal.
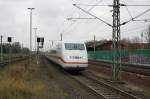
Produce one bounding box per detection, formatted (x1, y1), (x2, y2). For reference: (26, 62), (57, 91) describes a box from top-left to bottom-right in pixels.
(36, 37), (44, 64)
(8, 37), (12, 42)
(37, 37), (40, 43)
(41, 37), (44, 46)
(37, 37), (44, 47)
(37, 37), (44, 53)
(37, 37), (40, 55)
(8, 37), (12, 64)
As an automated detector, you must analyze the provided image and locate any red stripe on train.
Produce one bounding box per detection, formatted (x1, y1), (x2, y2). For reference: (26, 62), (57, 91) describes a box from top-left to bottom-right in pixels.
(49, 55), (88, 64)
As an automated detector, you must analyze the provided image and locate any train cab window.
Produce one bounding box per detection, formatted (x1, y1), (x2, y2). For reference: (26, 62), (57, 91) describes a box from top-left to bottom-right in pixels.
(50, 50), (56, 54)
(65, 43), (85, 50)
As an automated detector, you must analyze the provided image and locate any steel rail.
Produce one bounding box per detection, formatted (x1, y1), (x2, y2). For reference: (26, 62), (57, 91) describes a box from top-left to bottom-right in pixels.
(89, 59), (150, 76)
(89, 59), (150, 69)
(71, 75), (121, 99)
(0, 56), (29, 66)
(83, 72), (141, 99)
(69, 73), (141, 99)
(46, 56), (141, 99)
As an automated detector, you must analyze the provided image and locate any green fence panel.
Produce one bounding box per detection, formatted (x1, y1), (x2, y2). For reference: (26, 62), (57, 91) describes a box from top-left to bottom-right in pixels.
(88, 49), (150, 64)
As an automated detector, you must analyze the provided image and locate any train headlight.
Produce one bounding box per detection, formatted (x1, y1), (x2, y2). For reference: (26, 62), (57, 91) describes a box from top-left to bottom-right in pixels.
(82, 56), (87, 59)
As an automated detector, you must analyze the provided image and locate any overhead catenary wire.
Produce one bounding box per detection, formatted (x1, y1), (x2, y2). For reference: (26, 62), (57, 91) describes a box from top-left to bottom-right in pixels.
(61, 20), (77, 34)
(63, 0), (113, 39)
(87, 0), (103, 11)
(67, 0), (105, 20)
(74, 2), (150, 24)
(69, 0), (105, 24)
(125, 6), (134, 19)
(133, 19), (150, 22)
(120, 4), (150, 7)
(122, 1), (150, 23)
(73, 3), (150, 27)
(75, 3), (109, 6)
(64, 0), (150, 42)
(65, 0), (150, 46)
(73, 4), (113, 27)
(67, 18), (96, 20)
(62, 0), (99, 34)
(55, 0), (81, 40)
(75, 4), (150, 7)
(66, 0), (108, 28)
(68, 15), (113, 40)
(120, 8), (150, 25)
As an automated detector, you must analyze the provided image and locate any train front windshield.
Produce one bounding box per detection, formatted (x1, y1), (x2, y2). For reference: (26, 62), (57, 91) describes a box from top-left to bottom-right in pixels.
(65, 43), (85, 50)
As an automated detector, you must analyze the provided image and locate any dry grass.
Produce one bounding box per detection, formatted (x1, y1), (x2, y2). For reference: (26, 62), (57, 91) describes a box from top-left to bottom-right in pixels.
(0, 59), (50, 99)
(0, 57), (70, 99)
(0, 78), (48, 99)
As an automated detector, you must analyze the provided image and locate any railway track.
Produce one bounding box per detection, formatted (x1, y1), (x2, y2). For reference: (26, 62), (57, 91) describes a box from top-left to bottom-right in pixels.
(72, 75), (121, 99)
(45, 56), (101, 99)
(0, 56), (29, 66)
(70, 72), (141, 99)
(46, 56), (142, 99)
(89, 59), (150, 76)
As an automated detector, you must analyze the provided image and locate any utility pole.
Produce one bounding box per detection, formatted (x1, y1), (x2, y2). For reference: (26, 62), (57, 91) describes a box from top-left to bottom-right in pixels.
(28, 8), (35, 51)
(28, 8), (35, 64)
(0, 35), (3, 63)
(112, 0), (121, 81)
(61, 33), (63, 41)
(33, 27), (37, 52)
(140, 32), (144, 63)
(52, 40), (54, 47)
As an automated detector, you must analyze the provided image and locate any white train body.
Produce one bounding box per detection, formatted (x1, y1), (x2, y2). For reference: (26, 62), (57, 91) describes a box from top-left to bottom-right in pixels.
(48, 40), (88, 71)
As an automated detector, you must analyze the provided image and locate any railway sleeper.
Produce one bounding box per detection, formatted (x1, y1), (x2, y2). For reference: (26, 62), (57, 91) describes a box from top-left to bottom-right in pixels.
(105, 96), (120, 99)
(101, 93), (120, 98)
(87, 86), (121, 99)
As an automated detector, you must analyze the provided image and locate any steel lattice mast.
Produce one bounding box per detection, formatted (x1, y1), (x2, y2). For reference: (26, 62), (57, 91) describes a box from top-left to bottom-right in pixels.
(112, 0), (121, 81)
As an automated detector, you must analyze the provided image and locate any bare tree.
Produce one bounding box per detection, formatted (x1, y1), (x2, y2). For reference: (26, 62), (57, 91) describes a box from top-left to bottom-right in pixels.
(131, 36), (141, 43)
(121, 38), (131, 44)
(145, 25), (150, 44)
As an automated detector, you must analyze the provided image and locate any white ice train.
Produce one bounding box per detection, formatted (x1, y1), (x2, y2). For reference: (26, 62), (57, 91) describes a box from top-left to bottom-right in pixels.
(47, 40), (88, 71)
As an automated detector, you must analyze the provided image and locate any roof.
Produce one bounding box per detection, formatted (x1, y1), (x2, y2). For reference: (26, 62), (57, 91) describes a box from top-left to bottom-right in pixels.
(86, 40), (110, 48)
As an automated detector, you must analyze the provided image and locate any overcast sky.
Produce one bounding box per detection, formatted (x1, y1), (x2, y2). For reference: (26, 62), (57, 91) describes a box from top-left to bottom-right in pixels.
(0, 0), (150, 50)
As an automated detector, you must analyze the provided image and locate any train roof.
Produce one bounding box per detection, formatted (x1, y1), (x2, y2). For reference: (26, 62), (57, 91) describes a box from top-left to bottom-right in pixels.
(61, 40), (85, 44)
